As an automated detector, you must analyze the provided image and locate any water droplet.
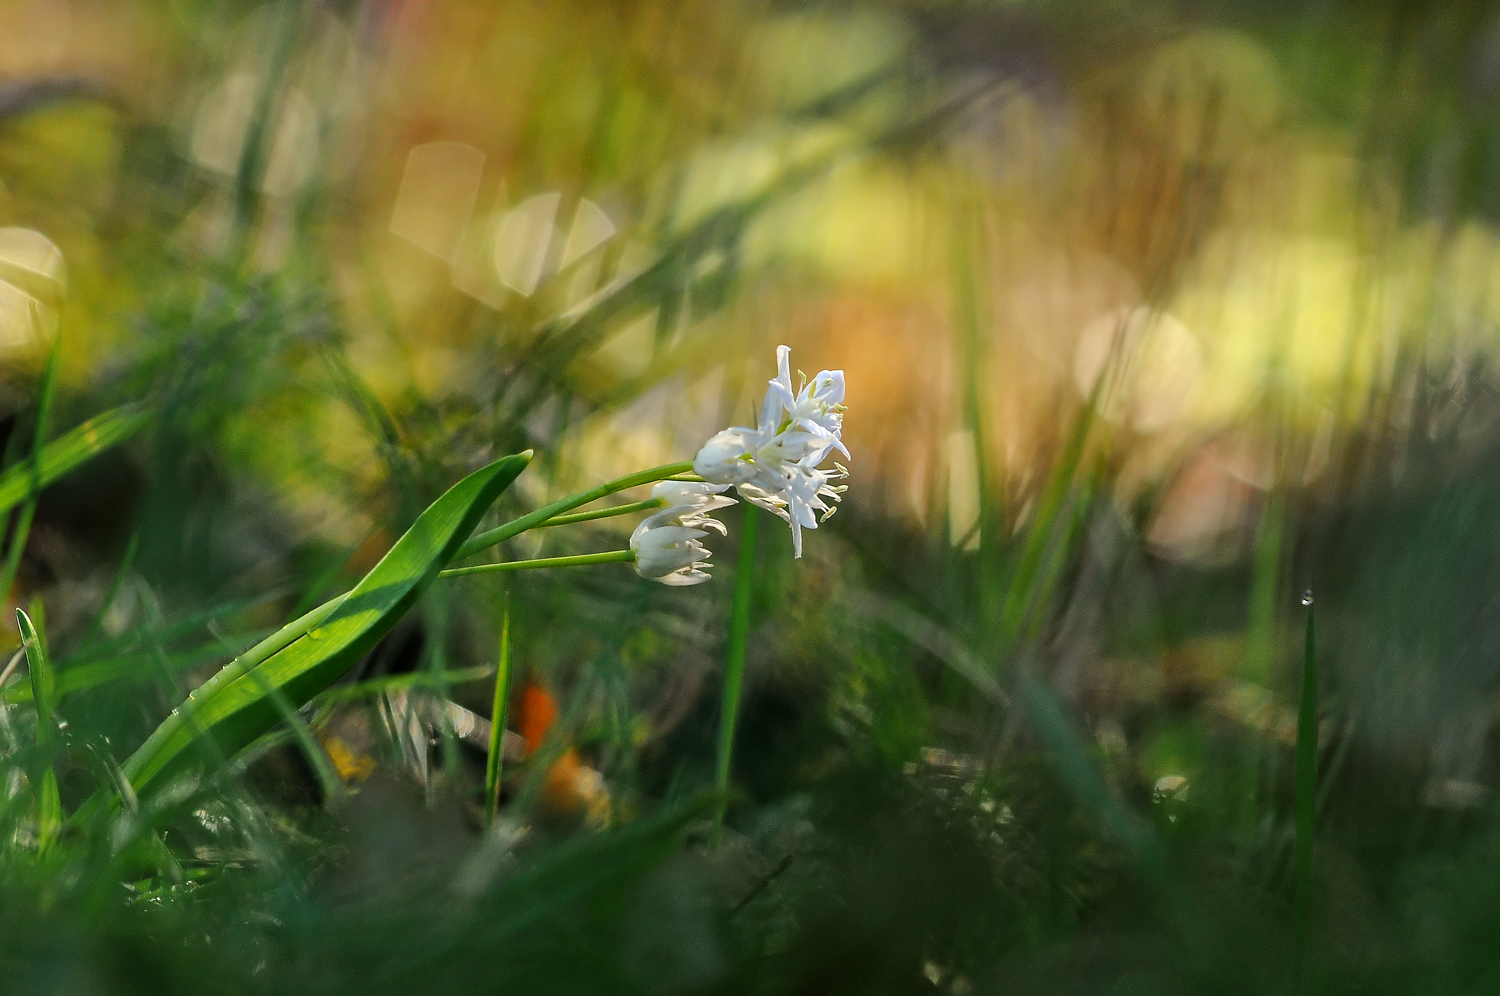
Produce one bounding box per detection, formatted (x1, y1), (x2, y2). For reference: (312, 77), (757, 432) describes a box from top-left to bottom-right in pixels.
(1301, 589), (1314, 606)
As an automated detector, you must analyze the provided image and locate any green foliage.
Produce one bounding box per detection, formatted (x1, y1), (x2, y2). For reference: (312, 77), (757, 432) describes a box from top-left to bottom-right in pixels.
(3, 2), (1500, 994)
(115, 452), (532, 804)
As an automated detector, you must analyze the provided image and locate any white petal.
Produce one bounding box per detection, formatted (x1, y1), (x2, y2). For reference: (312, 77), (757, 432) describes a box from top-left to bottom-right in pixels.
(694, 427), (759, 484)
(655, 567), (712, 586)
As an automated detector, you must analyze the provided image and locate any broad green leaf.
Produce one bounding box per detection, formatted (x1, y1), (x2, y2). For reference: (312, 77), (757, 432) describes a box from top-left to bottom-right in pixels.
(0, 403), (147, 515)
(118, 452), (531, 800)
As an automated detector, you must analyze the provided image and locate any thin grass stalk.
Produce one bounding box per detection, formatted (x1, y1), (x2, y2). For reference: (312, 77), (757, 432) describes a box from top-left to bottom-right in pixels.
(950, 184), (999, 646)
(241, 658), (343, 804)
(715, 504), (759, 843)
(423, 592), (461, 781)
(1241, 492), (1284, 842)
(0, 335), (60, 609)
(998, 392), (1097, 649)
(312, 665), (494, 706)
(81, 533), (138, 648)
(17, 604), (60, 851)
(1294, 596), (1317, 981)
(485, 593), (512, 826)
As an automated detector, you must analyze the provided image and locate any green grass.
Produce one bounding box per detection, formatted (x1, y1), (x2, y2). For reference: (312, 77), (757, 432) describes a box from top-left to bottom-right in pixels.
(3, 1), (1500, 993)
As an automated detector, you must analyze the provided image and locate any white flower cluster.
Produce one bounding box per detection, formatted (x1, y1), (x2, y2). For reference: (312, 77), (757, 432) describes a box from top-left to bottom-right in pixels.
(693, 344), (848, 558)
(630, 345), (848, 585)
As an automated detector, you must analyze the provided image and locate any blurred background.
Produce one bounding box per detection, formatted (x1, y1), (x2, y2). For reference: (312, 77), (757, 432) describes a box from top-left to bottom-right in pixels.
(6, 0), (1500, 992)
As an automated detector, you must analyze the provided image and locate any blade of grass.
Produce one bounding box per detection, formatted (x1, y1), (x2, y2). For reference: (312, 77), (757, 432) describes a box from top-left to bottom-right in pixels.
(1294, 594), (1317, 980)
(4, 635), (271, 705)
(1023, 457), (1101, 645)
(111, 451), (533, 805)
(0, 404), (147, 516)
(80, 532), (138, 648)
(17, 604), (60, 851)
(1245, 493), (1285, 686)
(206, 619), (343, 803)
(421, 590), (462, 782)
(714, 503), (758, 842)
(1240, 491), (1284, 842)
(61, 591), (284, 667)
(950, 186), (1000, 647)
(311, 665), (495, 707)
(485, 593), (512, 825)
(242, 658), (343, 804)
(998, 394), (1098, 651)
(0, 335), (61, 608)
(1017, 669), (1166, 880)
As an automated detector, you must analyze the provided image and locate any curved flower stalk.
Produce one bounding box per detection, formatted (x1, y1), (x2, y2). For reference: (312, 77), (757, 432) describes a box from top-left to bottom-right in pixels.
(693, 344), (848, 557)
(630, 481), (735, 586)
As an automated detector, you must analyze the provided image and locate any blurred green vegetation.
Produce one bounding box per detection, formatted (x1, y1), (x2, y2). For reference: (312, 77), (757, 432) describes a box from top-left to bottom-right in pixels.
(3, 0), (1500, 993)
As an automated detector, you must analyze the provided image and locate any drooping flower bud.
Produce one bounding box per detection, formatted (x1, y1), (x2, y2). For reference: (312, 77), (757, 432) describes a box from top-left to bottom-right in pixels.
(629, 481), (736, 585)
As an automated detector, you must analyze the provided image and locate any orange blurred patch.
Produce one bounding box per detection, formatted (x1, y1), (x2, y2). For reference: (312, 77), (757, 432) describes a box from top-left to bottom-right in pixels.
(512, 679), (607, 819)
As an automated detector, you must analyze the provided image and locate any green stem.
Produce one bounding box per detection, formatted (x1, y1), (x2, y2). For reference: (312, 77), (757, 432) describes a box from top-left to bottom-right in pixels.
(1293, 596), (1317, 984)
(484, 594), (512, 826)
(439, 550), (634, 578)
(714, 504), (759, 843)
(455, 462), (693, 561)
(534, 498), (663, 529)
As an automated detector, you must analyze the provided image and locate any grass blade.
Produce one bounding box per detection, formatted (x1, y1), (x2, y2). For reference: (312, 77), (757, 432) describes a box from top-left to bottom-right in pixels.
(115, 452), (533, 802)
(998, 396), (1097, 649)
(80, 532), (138, 647)
(1294, 594), (1317, 979)
(17, 604), (61, 850)
(0, 404), (148, 516)
(4, 636), (270, 705)
(0, 336), (61, 607)
(714, 503), (758, 841)
(311, 665), (496, 707)
(485, 593), (512, 825)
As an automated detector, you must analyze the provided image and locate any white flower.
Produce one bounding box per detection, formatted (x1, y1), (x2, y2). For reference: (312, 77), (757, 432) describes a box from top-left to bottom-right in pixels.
(630, 481), (735, 586)
(693, 345), (848, 558)
(767, 344), (848, 453)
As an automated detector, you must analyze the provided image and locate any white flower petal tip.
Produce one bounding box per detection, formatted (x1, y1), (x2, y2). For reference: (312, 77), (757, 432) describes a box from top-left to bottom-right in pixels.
(692, 344), (849, 559)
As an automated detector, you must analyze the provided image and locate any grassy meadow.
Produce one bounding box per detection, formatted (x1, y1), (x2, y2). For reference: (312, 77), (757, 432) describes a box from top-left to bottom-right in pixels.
(1, 1), (1500, 993)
